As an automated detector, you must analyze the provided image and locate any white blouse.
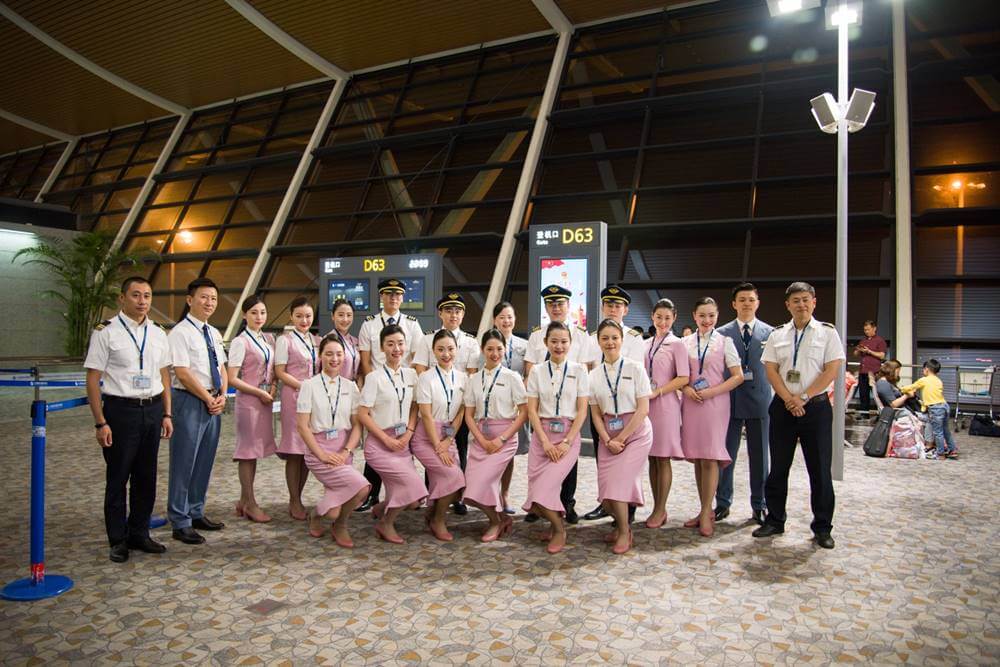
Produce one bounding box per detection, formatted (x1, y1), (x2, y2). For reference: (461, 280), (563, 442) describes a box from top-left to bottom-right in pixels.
(588, 357), (652, 415)
(227, 331), (273, 368)
(296, 372), (360, 433)
(681, 330), (742, 371)
(415, 366), (468, 421)
(464, 365), (527, 421)
(359, 365), (418, 428)
(274, 330), (319, 367)
(525, 360), (590, 419)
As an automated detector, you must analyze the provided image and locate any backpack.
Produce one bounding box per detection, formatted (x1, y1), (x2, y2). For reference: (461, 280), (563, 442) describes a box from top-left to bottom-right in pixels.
(888, 411), (926, 459)
(863, 407), (894, 457)
(969, 414), (1000, 437)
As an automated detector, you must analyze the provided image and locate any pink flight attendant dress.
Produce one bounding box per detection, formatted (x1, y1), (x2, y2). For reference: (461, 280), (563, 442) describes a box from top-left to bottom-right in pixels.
(680, 331), (733, 466)
(590, 357), (654, 505)
(278, 330), (320, 457)
(410, 368), (466, 502)
(231, 331), (277, 461)
(298, 373), (370, 516)
(646, 333), (689, 459)
(463, 366), (525, 511)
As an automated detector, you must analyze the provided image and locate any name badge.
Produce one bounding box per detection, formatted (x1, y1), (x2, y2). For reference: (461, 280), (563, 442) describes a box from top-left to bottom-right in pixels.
(324, 429), (339, 439)
(478, 420), (490, 438)
(443, 425), (455, 437)
(786, 370), (801, 383)
(132, 375), (151, 390)
(692, 377), (710, 391)
(742, 371), (754, 382)
(548, 420), (566, 433)
(650, 381), (658, 391)
(608, 417), (625, 431)
(258, 382), (271, 392)
(392, 423), (407, 437)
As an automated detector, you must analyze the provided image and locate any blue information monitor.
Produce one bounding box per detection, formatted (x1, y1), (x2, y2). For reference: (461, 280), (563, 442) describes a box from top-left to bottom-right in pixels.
(527, 222), (607, 331)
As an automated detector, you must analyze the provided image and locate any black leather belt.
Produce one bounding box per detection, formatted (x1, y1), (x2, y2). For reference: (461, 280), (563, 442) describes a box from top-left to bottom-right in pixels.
(103, 393), (163, 407)
(807, 395), (828, 404)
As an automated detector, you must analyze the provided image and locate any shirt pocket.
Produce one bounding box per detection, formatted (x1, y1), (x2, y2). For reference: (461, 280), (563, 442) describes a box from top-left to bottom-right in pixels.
(108, 338), (132, 368)
(187, 338), (209, 364)
(806, 341), (826, 361)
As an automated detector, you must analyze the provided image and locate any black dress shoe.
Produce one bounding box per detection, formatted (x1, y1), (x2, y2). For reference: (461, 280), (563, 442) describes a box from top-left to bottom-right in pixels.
(355, 494), (377, 513)
(524, 512), (539, 523)
(110, 542), (129, 563)
(451, 501), (468, 516)
(582, 505), (609, 521)
(564, 504), (579, 525)
(752, 509), (766, 526)
(127, 536), (167, 554)
(192, 516), (225, 531)
(815, 533), (835, 549)
(751, 523), (784, 538)
(172, 527), (206, 544)
(713, 506), (730, 522)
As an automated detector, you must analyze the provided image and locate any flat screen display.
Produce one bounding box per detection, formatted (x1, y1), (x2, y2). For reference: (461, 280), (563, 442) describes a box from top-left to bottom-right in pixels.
(539, 257), (589, 330)
(328, 278), (370, 312)
(399, 277), (425, 311)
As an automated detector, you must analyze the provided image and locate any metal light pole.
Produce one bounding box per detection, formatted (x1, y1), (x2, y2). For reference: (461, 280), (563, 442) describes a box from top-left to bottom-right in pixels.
(832, 1), (849, 481)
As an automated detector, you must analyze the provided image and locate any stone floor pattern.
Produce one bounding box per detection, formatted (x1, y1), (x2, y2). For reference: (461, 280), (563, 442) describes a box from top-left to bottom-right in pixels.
(0, 399), (997, 665)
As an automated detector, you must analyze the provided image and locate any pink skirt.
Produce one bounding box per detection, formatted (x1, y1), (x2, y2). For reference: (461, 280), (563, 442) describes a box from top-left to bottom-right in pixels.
(648, 391), (684, 459)
(410, 420), (465, 501)
(278, 384), (307, 456)
(597, 413), (653, 505)
(232, 392), (277, 461)
(680, 393), (732, 467)
(464, 418), (518, 511)
(521, 417), (581, 515)
(362, 433), (428, 509)
(303, 431), (370, 516)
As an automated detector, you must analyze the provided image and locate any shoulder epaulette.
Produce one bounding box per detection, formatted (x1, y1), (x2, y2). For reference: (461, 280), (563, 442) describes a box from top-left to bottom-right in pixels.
(627, 328), (640, 336)
(406, 314), (419, 322)
(531, 325), (541, 332)
(94, 319), (111, 331)
(463, 330), (475, 338)
(821, 321), (835, 328)
(576, 325), (587, 332)
(424, 329), (435, 335)
(155, 322), (167, 332)
(365, 314), (375, 321)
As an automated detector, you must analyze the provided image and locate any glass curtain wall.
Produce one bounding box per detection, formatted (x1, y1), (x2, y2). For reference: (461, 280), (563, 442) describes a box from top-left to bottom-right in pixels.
(0, 142), (68, 201)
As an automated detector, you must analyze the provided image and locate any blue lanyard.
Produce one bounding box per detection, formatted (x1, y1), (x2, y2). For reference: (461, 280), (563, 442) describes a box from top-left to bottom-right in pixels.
(482, 366), (501, 420)
(504, 337), (513, 369)
(337, 331), (357, 376)
(435, 365), (455, 417)
(603, 357), (624, 416)
(292, 331), (317, 374)
(792, 322), (809, 369)
(320, 374), (342, 429)
(548, 360), (568, 417)
(383, 366), (406, 421)
(646, 334), (668, 376)
(696, 330), (713, 375)
(118, 315), (148, 372)
(244, 330), (271, 368)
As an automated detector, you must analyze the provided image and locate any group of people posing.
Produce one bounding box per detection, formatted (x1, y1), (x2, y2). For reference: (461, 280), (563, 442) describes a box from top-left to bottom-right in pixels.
(85, 274), (844, 563)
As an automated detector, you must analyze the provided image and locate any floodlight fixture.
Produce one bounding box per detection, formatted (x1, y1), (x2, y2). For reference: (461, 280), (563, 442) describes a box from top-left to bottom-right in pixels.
(826, 1), (863, 28)
(809, 88), (876, 133)
(844, 88), (876, 132)
(765, 0), (821, 17)
(810, 93), (840, 133)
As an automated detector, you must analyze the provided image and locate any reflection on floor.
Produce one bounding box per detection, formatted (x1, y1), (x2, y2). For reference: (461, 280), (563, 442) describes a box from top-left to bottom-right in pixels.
(0, 409), (997, 665)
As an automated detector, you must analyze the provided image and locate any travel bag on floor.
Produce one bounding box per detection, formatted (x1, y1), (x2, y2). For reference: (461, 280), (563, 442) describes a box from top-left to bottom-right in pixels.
(863, 406), (894, 457)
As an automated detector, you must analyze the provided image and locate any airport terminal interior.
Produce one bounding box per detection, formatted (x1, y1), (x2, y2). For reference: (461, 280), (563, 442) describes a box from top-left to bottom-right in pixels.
(1, 0), (998, 664)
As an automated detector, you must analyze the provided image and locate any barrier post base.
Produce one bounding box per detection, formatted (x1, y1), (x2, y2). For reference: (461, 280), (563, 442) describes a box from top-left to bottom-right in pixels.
(1, 574), (73, 601)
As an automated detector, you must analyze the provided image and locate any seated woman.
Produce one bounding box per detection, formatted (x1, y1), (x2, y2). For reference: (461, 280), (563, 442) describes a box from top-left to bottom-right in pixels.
(875, 360), (919, 412)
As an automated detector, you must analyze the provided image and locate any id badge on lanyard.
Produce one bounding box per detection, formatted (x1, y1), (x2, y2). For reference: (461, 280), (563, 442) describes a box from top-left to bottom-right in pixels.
(119, 315), (151, 390)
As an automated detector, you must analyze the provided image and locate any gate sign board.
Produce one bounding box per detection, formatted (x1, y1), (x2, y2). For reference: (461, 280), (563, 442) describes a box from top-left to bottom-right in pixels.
(318, 254), (442, 336)
(527, 222), (607, 331)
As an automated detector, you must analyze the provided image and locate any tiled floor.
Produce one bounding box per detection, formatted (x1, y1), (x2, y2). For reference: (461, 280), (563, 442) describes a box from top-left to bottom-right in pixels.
(0, 403), (997, 665)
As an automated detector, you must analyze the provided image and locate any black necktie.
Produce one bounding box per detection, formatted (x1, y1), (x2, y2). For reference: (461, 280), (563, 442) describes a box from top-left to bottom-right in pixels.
(203, 324), (223, 391)
(742, 323), (752, 348)
(387, 316), (395, 325)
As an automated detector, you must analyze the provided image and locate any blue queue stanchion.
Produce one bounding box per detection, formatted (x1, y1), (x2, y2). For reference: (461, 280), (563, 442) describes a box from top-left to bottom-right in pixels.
(0, 376), (88, 602)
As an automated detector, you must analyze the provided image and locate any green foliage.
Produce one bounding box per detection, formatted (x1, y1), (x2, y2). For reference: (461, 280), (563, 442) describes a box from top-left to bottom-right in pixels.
(12, 231), (146, 357)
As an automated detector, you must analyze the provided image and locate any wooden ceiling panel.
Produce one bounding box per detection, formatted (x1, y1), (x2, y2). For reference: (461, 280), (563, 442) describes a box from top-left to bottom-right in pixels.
(0, 120), (58, 157)
(249, 0), (551, 71)
(556, 0), (696, 25)
(4, 0), (321, 108)
(0, 22), (167, 138)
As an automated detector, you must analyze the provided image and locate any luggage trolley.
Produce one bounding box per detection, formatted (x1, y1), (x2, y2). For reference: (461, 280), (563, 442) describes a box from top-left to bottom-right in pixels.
(954, 364), (996, 430)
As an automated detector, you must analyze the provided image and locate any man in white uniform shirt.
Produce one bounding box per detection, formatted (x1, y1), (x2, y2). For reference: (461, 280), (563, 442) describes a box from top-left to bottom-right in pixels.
(85, 276), (173, 563)
(357, 278), (425, 375)
(753, 282), (844, 550)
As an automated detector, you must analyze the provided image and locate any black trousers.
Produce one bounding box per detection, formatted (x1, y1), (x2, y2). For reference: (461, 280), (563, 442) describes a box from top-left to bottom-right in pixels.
(102, 397), (163, 546)
(764, 397), (835, 534)
(857, 372), (873, 412)
(363, 463), (382, 499)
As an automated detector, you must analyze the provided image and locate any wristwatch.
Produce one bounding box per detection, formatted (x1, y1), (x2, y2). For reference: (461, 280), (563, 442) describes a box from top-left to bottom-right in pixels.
(499, 434), (509, 443)
(799, 392), (810, 402)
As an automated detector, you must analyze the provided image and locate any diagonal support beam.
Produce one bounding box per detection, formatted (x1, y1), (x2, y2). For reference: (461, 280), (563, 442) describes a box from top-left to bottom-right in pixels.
(0, 108), (74, 142)
(34, 137), (78, 202)
(223, 0), (349, 80)
(224, 77), (349, 340)
(531, 0), (572, 33)
(0, 2), (187, 116)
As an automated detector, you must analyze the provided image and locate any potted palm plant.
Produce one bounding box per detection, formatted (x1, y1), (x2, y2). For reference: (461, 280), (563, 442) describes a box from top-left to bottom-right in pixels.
(12, 231), (146, 357)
